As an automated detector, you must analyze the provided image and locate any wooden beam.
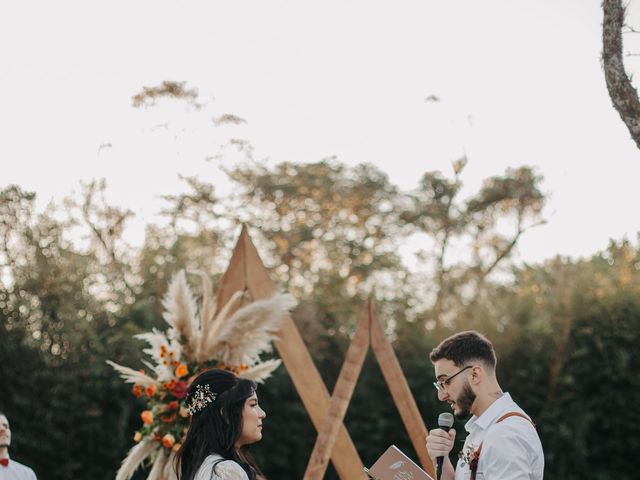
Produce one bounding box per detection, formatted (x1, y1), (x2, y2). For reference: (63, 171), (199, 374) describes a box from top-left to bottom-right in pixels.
(217, 226), (365, 479)
(304, 302), (371, 480)
(215, 225), (249, 311)
(370, 304), (435, 477)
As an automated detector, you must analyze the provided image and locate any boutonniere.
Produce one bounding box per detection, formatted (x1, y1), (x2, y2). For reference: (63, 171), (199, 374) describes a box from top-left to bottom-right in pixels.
(469, 448), (480, 475)
(458, 443), (481, 471)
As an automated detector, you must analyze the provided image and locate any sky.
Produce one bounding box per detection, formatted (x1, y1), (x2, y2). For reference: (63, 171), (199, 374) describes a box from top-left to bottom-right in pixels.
(1, 0), (640, 266)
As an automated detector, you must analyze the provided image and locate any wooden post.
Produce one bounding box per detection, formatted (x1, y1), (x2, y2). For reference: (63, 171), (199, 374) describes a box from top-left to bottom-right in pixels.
(304, 302), (371, 480)
(370, 306), (435, 476)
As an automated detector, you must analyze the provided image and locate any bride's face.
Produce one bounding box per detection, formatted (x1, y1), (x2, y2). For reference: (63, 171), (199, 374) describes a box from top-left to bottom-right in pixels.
(235, 393), (266, 448)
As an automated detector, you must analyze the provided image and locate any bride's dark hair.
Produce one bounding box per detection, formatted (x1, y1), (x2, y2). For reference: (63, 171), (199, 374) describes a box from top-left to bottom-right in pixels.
(175, 369), (264, 480)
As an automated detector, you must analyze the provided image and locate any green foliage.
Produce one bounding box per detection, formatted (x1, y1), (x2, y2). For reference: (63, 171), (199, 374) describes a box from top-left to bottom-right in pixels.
(401, 164), (546, 328)
(494, 239), (640, 479)
(541, 293), (640, 478)
(0, 185), (147, 480)
(225, 160), (405, 305)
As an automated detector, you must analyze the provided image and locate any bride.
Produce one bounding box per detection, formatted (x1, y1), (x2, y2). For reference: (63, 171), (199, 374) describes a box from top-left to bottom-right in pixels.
(176, 369), (267, 480)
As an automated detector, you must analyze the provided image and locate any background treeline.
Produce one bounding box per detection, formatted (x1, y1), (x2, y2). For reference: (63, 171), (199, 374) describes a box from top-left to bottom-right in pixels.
(1, 160), (639, 480)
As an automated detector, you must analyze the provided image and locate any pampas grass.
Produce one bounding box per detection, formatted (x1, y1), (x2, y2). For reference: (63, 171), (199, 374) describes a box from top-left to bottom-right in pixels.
(162, 270), (199, 359)
(240, 359), (283, 383)
(198, 290), (244, 362)
(215, 293), (296, 366)
(115, 440), (158, 480)
(106, 361), (159, 387)
(163, 451), (178, 480)
(194, 270), (216, 359)
(147, 450), (167, 480)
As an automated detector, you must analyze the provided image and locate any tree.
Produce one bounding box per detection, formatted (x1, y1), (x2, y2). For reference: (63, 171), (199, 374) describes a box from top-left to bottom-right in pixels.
(400, 161), (545, 329)
(0, 185), (145, 480)
(602, 0), (640, 150)
(492, 237), (640, 479)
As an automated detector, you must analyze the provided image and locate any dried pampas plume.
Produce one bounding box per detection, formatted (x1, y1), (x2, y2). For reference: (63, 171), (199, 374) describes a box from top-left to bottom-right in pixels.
(163, 452), (178, 480)
(106, 361), (159, 387)
(162, 270), (199, 358)
(198, 290), (244, 363)
(240, 359), (283, 383)
(158, 269), (295, 370)
(214, 293), (297, 366)
(115, 440), (158, 480)
(147, 450), (168, 480)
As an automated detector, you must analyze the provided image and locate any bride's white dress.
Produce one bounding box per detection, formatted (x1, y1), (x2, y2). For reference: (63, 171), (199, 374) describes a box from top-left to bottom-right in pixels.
(194, 454), (250, 480)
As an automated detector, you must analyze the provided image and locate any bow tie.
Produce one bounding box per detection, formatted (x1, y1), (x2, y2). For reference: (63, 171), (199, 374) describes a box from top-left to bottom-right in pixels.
(0, 458), (8, 467)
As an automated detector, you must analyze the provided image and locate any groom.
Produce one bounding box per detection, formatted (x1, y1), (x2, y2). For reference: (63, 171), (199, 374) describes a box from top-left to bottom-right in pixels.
(425, 331), (543, 480)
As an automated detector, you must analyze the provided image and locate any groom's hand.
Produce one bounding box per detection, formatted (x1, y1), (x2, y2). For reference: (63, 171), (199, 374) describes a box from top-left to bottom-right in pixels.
(426, 427), (456, 461)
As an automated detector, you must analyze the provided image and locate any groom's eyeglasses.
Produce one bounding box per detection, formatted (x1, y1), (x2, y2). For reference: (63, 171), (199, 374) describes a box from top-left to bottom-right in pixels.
(433, 365), (472, 392)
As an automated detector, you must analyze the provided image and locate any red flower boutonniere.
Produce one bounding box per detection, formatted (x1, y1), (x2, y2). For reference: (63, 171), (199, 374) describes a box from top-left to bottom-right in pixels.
(459, 443), (480, 467)
(459, 443), (482, 480)
(469, 448), (480, 476)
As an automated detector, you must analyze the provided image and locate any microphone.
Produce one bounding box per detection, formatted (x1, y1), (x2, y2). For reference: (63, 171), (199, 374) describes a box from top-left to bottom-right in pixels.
(436, 413), (454, 480)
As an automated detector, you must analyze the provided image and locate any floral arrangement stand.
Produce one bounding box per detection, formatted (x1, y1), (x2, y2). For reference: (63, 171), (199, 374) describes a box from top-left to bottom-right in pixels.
(108, 225), (296, 480)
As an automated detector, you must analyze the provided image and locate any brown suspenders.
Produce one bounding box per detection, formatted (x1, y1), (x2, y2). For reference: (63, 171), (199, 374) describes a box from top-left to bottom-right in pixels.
(469, 412), (535, 480)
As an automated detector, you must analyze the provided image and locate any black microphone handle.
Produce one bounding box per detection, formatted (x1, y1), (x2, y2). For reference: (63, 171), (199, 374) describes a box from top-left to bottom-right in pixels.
(436, 425), (451, 480)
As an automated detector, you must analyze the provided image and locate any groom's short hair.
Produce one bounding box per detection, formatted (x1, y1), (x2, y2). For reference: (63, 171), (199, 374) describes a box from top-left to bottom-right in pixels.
(429, 330), (497, 369)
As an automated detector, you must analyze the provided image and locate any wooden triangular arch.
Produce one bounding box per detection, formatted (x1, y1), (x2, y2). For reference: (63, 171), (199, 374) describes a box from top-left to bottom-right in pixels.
(303, 299), (434, 479)
(216, 226), (434, 479)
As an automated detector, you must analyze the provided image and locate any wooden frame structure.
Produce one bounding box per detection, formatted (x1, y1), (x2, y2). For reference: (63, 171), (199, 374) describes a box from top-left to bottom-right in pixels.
(216, 226), (434, 479)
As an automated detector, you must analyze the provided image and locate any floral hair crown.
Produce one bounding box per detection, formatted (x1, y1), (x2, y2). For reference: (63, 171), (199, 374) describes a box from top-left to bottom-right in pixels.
(186, 384), (217, 415)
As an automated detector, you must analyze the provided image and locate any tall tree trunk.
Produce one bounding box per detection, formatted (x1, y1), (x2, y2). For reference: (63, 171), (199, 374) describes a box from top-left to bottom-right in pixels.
(602, 0), (640, 150)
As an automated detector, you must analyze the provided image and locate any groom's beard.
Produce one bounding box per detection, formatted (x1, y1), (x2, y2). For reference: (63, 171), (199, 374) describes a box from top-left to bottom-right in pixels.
(454, 382), (476, 420)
